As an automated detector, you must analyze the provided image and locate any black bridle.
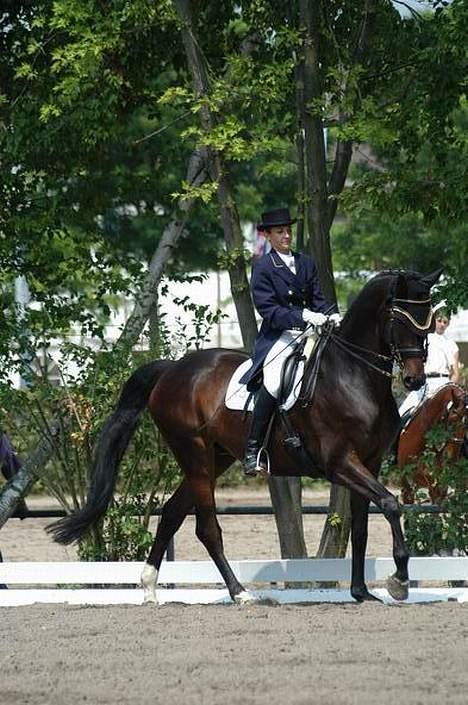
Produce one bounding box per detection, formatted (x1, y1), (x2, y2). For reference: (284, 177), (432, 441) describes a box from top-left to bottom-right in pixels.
(386, 296), (435, 366)
(302, 294), (436, 405)
(330, 296), (435, 379)
(300, 291), (436, 406)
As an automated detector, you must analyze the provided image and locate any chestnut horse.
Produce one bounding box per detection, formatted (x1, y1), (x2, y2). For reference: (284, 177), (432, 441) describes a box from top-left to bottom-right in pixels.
(398, 384), (468, 504)
(49, 269), (442, 603)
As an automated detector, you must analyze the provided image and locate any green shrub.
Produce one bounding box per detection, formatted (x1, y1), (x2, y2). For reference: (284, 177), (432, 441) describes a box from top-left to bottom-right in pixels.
(386, 423), (468, 556)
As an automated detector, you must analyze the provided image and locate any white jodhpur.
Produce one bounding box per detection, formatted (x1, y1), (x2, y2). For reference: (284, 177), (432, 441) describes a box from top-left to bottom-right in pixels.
(141, 563), (159, 604)
(263, 329), (310, 400)
(224, 331), (316, 412)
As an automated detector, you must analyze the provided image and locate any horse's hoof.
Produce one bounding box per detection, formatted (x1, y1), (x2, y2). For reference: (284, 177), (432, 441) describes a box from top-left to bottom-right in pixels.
(387, 574), (409, 601)
(256, 595), (279, 606)
(351, 588), (382, 603)
(234, 590), (256, 604)
(143, 592), (158, 605)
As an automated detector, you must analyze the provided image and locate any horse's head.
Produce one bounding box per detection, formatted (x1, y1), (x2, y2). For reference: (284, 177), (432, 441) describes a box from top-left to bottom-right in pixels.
(386, 268), (443, 391)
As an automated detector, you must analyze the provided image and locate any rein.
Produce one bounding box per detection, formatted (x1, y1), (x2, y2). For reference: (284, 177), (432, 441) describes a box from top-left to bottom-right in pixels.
(329, 335), (394, 378)
(299, 293), (436, 407)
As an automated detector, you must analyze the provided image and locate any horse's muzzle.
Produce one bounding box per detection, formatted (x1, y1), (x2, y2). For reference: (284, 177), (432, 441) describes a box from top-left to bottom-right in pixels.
(403, 373), (426, 391)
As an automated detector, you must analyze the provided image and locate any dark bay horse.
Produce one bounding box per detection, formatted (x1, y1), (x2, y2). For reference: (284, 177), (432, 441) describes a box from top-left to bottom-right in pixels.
(49, 269), (442, 603)
(398, 384), (468, 504)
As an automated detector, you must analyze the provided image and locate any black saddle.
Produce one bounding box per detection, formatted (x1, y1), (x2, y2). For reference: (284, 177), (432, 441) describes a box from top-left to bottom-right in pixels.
(278, 339), (306, 406)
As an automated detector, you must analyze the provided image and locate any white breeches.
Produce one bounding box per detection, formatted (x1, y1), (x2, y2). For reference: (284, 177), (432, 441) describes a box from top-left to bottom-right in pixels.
(263, 330), (307, 399)
(398, 377), (451, 416)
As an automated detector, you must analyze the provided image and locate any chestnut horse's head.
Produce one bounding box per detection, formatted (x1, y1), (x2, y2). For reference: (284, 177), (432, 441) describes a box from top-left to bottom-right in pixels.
(386, 268), (443, 391)
(445, 387), (468, 432)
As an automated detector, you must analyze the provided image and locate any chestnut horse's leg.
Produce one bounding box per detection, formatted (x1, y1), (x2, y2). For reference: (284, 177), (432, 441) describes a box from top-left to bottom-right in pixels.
(334, 451), (409, 601)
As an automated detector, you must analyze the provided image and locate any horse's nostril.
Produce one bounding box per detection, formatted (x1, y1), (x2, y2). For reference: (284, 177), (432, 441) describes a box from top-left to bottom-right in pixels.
(404, 375), (425, 391)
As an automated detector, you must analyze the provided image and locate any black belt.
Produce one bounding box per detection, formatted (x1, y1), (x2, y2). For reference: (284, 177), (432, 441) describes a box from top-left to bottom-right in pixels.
(426, 373), (449, 378)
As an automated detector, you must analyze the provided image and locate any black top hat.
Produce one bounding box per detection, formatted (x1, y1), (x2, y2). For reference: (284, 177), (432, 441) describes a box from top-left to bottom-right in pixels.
(257, 207), (297, 231)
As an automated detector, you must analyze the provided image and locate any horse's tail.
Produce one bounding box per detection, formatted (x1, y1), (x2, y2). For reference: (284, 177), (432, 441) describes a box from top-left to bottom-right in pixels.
(47, 359), (173, 545)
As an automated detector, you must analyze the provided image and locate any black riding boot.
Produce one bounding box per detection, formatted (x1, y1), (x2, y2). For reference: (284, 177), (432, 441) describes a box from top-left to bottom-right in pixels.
(242, 386), (276, 476)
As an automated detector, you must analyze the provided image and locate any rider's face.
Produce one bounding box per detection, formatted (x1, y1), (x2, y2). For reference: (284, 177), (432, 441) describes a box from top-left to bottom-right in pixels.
(266, 225), (292, 254)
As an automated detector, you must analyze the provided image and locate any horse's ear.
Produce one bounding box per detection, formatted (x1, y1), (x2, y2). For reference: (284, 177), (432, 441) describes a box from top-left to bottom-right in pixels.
(420, 267), (444, 288)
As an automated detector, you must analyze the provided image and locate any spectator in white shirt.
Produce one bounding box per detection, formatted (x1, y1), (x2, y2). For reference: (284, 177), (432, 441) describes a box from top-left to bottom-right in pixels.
(399, 311), (460, 417)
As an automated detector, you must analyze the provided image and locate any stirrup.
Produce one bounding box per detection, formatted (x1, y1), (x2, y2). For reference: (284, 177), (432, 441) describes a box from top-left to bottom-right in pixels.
(243, 446), (270, 477)
(255, 446), (270, 476)
(256, 446), (270, 477)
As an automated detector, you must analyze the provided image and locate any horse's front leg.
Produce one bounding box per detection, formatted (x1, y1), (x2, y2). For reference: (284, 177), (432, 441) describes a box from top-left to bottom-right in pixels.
(349, 491), (380, 602)
(334, 451), (409, 601)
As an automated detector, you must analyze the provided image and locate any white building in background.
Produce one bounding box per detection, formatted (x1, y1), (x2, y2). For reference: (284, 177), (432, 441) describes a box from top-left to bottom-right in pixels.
(11, 266), (468, 388)
(157, 272), (243, 352)
(10, 271), (244, 388)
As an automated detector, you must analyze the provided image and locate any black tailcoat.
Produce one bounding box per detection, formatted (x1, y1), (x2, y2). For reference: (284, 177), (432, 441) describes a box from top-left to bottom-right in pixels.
(240, 249), (330, 390)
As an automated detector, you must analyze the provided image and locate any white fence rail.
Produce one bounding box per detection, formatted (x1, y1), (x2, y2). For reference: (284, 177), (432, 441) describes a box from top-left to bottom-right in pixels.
(2, 556), (468, 584)
(1, 557), (467, 606)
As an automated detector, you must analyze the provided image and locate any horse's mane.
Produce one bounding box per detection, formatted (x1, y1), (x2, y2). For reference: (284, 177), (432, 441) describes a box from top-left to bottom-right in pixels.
(341, 269), (424, 325)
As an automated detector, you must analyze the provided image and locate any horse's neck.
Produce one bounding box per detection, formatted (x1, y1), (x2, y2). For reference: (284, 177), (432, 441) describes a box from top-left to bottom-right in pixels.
(340, 275), (396, 355)
(340, 311), (388, 357)
(417, 394), (450, 431)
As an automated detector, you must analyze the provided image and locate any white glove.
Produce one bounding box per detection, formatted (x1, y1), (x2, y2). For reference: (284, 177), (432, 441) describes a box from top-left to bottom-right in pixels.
(302, 310), (328, 327)
(328, 313), (342, 326)
(302, 326), (318, 338)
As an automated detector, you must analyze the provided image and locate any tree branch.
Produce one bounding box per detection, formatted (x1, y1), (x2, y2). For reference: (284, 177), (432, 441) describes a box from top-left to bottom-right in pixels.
(0, 149), (206, 527)
(326, 0), (375, 231)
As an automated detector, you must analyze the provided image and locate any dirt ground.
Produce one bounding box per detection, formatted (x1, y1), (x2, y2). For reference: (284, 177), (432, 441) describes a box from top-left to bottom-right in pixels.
(2, 488), (468, 705)
(1, 602), (467, 705)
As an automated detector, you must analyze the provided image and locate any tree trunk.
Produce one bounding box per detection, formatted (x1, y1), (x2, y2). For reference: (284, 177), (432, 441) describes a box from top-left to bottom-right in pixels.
(268, 476), (307, 559)
(316, 483), (351, 558)
(299, 0), (337, 304)
(0, 422), (61, 530)
(173, 0), (257, 352)
(295, 60), (306, 253)
(173, 0), (308, 560)
(0, 150), (207, 528)
(298, 1), (374, 559)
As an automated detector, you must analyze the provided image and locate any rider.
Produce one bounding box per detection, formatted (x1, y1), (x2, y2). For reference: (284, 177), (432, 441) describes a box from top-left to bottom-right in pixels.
(399, 309), (460, 417)
(240, 207), (340, 475)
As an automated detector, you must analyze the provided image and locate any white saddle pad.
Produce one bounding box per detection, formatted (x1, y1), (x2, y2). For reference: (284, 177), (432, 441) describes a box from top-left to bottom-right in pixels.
(225, 358), (305, 413)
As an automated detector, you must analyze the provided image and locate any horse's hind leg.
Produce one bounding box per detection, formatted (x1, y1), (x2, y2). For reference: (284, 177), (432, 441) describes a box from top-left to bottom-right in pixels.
(180, 440), (249, 602)
(141, 478), (194, 603)
(142, 443), (247, 604)
(192, 479), (250, 602)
